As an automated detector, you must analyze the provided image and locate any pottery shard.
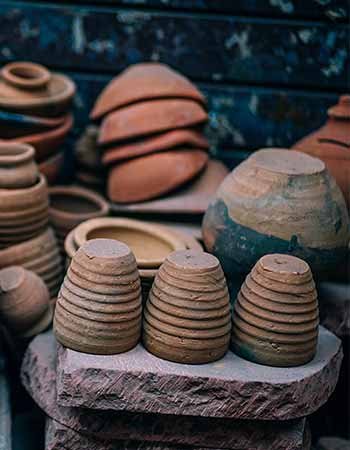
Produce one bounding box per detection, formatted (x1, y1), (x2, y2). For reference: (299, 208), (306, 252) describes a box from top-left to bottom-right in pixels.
(108, 150), (208, 203)
(98, 99), (208, 146)
(90, 63), (206, 121)
(317, 437), (350, 450)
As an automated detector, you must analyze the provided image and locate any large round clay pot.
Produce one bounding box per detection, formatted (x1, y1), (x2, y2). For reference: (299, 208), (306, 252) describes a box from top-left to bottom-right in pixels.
(0, 142), (38, 188)
(202, 149), (349, 280)
(54, 238), (142, 354)
(231, 254), (319, 367)
(143, 249), (231, 364)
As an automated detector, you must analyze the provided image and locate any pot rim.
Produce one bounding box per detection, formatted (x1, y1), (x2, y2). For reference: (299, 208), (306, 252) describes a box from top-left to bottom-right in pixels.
(0, 142), (35, 165)
(1, 61), (51, 90)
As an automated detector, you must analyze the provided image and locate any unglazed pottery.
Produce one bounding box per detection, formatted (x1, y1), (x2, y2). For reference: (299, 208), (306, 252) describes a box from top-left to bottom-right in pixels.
(231, 254), (319, 367)
(75, 125), (101, 170)
(293, 95), (350, 208)
(102, 128), (209, 165)
(91, 63), (206, 121)
(98, 99), (208, 146)
(108, 149), (208, 203)
(143, 249), (231, 364)
(54, 238), (142, 354)
(0, 142), (38, 188)
(202, 149), (349, 280)
(76, 169), (105, 190)
(38, 151), (64, 185)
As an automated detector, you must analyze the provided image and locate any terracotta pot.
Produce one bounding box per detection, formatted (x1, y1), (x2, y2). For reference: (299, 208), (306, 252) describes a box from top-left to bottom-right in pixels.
(108, 149), (208, 203)
(91, 63), (206, 121)
(293, 95), (350, 209)
(102, 128), (209, 165)
(98, 99), (208, 146)
(0, 62), (76, 116)
(54, 238), (142, 354)
(231, 254), (319, 367)
(143, 249), (231, 364)
(39, 151), (64, 185)
(75, 125), (101, 170)
(0, 142), (38, 188)
(202, 149), (350, 280)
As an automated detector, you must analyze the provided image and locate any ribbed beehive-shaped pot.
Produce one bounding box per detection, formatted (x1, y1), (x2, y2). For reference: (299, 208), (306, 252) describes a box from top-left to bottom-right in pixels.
(54, 238), (142, 354)
(143, 250), (231, 364)
(231, 254), (319, 367)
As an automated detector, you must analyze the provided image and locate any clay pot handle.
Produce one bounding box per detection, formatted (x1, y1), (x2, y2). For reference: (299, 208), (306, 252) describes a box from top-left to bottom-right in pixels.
(1, 62), (51, 90)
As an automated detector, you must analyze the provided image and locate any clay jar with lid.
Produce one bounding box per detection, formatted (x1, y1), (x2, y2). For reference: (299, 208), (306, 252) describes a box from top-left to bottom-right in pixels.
(54, 238), (142, 354)
(231, 254), (319, 367)
(143, 249), (231, 364)
(202, 148), (350, 280)
(0, 142), (38, 188)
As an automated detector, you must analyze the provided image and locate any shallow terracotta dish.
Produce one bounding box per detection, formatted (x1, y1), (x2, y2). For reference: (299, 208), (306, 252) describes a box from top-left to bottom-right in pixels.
(91, 62), (206, 121)
(108, 149), (208, 203)
(0, 142), (38, 188)
(39, 151), (64, 185)
(98, 99), (208, 146)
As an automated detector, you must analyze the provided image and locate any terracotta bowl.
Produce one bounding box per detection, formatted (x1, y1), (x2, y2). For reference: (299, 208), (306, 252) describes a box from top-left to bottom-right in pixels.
(0, 142), (38, 188)
(231, 254), (319, 367)
(39, 151), (64, 185)
(202, 149), (350, 280)
(143, 249), (231, 364)
(54, 238), (142, 354)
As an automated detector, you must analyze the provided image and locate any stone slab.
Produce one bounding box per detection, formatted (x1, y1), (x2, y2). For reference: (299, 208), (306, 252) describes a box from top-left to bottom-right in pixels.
(0, 355), (11, 450)
(21, 332), (308, 450)
(56, 326), (342, 420)
(319, 282), (350, 338)
(317, 437), (350, 450)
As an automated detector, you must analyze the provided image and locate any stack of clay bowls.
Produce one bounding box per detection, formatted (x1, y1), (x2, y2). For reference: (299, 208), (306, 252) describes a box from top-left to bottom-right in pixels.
(90, 63), (210, 203)
(54, 238), (142, 354)
(0, 61), (75, 184)
(49, 185), (109, 253)
(0, 266), (52, 339)
(231, 254), (319, 367)
(293, 95), (350, 209)
(203, 148), (350, 281)
(143, 250), (231, 364)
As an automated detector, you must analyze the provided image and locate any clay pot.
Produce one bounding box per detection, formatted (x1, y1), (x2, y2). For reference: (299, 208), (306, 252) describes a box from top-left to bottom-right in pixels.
(0, 266), (51, 336)
(231, 254), (319, 367)
(0, 62), (76, 116)
(54, 238), (142, 354)
(39, 151), (64, 185)
(91, 63), (206, 121)
(202, 149), (350, 280)
(0, 142), (38, 188)
(76, 169), (106, 191)
(293, 95), (350, 209)
(98, 99), (208, 146)
(102, 128), (209, 165)
(75, 125), (102, 170)
(143, 249), (231, 364)
(108, 149), (208, 203)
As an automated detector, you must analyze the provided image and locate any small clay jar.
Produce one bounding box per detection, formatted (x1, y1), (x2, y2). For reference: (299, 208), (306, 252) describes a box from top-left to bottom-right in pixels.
(231, 254), (319, 367)
(0, 142), (38, 188)
(0, 266), (51, 336)
(143, 249), (231, 364)
(54, 238), (142, 354)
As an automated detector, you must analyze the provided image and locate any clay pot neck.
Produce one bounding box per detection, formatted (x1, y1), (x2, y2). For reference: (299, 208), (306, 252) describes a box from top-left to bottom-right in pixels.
(0, 143), (35, 165)
(1, 62), (51, 90)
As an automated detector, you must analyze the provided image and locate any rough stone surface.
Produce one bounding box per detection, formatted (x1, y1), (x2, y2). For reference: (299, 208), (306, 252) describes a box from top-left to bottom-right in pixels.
(21, 332), (308, 450)
(56, 326), (342, 420)
(317, 437), (350, 450)
(319, 282), (350, 338)
(0, 354), (11, 450)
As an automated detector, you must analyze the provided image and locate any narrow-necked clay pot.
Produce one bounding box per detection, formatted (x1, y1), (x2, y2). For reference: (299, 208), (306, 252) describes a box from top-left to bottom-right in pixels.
(0, 142), (37, 188)
(75, 125), (102, 170)
(231, 254), (319, 367)
(38, 151), (64, 185)
(98, 99), (208, 146)
(102, 128), (209, 165)
(143, 249), (231, 364)
(108, 149), (208, 203)
(202, 149), (350, 280)
(54, 238), (142, 354)
(91, 63), (206, 121)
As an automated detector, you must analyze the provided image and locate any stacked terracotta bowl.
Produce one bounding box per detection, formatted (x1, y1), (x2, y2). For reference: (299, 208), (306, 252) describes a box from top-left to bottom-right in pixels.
(0, 61), (75, 184)
(143, 250), (232, 364)
(231, 254), (319, 367)
(89, 63), (210, 203)
(54, 239), (142, 354)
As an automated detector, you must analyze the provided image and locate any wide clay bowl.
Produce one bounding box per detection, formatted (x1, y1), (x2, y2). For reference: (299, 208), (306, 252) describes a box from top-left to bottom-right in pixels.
(202, 149), (350, 280)
(98, 99), (208, 146)
(91, 62), (206, 121)
(143, 249), (231, 364)
(231, 254), (319, 367)
(39, 151), (64, 185)
(54, 238), (142, 354)
(108, 149), (208, 203)
(0, 142), (38, 188)
(0, 266), (50, 335)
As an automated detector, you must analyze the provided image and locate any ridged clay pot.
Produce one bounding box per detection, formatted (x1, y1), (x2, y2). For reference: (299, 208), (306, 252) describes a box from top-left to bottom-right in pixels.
(54, 238), (142, 354)
(143, 249), (231, 364)
(231, 254), (319, 367)
(0, 142), (38, 188)
(202, 149), (350, 280)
